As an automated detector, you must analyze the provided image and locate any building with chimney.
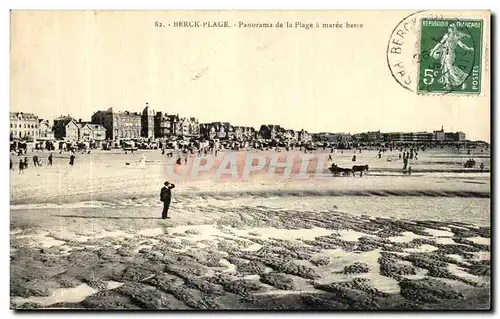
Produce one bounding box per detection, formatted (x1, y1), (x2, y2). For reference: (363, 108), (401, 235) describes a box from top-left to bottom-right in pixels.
(176, 117), (200, 137)
(445, 132), (466, 142)
(91, 107), (141, 140)
(53, 115), (80, 141)
(259, 124), (284, 140)
(233, 126), (256, 140)
(434, 126), (445, 142)
(154, 113), (199, 138)
(297, 129), (312, 142)
(313, 132), (352, 143)
(38, 119), (54, 140)
(154, 112), (176, 138)
(10, 112), (40, 141)
(200, 122), (231, 140)
(80, 123), (107, 142)
(382, 132), (434, 143)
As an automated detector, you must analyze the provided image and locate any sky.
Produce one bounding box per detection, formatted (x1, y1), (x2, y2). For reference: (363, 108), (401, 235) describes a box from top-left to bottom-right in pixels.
(10, 11), (491, 141)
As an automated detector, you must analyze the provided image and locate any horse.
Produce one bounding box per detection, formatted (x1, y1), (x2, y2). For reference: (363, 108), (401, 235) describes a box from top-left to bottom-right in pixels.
(352, 164), (369, 177)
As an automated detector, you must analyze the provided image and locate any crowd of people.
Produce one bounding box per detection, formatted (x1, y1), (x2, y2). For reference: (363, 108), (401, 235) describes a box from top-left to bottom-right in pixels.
(10, 151), (74, 173)
(10, 139), (488, 175)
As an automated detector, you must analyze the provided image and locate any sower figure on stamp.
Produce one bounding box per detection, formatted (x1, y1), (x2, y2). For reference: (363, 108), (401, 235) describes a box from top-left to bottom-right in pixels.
(160, 181), (175, 219)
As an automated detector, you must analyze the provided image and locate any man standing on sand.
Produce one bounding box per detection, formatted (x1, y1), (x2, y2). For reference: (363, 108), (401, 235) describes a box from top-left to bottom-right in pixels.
(69, 152), (75, 166)
(33, 155), (39, 167)
(160, 181), (175, 219)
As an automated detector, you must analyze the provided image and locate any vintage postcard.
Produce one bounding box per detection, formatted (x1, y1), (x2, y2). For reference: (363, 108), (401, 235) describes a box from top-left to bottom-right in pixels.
(10, 10), (490, 310)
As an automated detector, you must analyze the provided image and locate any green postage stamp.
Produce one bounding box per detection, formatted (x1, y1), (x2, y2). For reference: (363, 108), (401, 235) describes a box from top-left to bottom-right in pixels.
(418, 18), (483, 94)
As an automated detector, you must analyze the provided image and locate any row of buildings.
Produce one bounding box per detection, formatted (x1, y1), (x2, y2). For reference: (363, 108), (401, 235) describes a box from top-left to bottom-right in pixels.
(349, 127), (466, 143)
(10, 103), (467, 144)
(9, 103), (314, 143)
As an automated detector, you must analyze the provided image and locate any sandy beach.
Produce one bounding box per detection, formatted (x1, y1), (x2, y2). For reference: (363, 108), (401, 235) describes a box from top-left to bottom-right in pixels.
(10, 147), (491, 310)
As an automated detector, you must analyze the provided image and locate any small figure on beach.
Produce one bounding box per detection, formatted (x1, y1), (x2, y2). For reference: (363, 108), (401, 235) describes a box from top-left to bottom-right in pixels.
(403, 157), (408, 171)
(48, 153), (53, 166)
(480, 162), (485, 172)
(69, 153), (75, 166)
(24, 157), (28, 169)
(33, 155), (40, 167)
(139, 154), (146, 168)
(160, 181), (176, 219)
(18, 160), (24, 174)
(328, 154), (333, 161)
(352, 154), (356, 162)
(408, 166), (412, 175)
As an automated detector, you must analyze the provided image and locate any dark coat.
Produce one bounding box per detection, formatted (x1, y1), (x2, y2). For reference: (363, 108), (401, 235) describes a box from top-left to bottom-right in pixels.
(160, 184), (175, 202)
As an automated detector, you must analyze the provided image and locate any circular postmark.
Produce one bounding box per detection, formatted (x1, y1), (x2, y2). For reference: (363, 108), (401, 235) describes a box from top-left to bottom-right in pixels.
(386, 11), (478, 94)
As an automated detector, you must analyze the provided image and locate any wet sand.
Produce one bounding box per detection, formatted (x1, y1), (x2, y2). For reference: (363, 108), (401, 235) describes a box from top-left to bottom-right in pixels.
(10, 148), (491, 310)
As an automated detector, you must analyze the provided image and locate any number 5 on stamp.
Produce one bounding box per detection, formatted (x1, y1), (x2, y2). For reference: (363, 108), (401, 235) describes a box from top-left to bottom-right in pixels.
(417, 18), (483, 94)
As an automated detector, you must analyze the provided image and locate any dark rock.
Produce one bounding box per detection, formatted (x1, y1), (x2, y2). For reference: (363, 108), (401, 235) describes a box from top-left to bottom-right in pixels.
(467, 260), (491, 277)
(452, 237), (489, 252)
(314, 281), (380, 309)
(301, 294), (348, 310)
(79, 289), (141, 309)
(260, 272), (295, 290)
(209, 273), (263, 296)
(379, 256), (416, 279)
(343, 262), (370, 274)
(121, 265), (157, 282)
(12, 302), (44, 309)
(10, 278), (60, 298)
(309, 256), (331, 266)
(261, 257), (319, 280)
(115, 282), (176, 309)
(183, 276), (225, 295)
(402, 253), (448, 270)
(399, 278), (464, 303)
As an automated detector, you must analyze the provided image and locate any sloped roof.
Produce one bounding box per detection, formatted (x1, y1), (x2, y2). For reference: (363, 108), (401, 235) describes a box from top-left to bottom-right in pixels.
(82, 123), (106, 131)
(54, 116), (76, 127)
(10, 112), (38, 120)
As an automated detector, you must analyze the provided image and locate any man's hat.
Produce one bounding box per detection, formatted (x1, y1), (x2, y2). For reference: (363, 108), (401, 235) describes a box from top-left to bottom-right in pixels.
(164, 181), (170, 186)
